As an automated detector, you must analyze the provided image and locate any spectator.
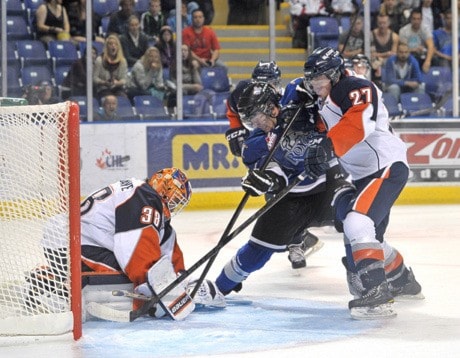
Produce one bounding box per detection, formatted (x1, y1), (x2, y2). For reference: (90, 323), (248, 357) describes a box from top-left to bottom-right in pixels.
(94, 95), (120, 121)
(227, 0), (266, 25)
(127, 47), (166, 101)
(378, 0), (408, 33)
(23, 80), (60, 105)
(140, 0), (166, 44)
(194, 0), (215, 25)
(338, 15), (365, 59)
(167, 0), (195, 32)
(155, 26), (176, 70)
(107, 0), (138, 36)
(432, 9), (459, 67)
(120, 15), (151, 68)
(288, 0), (332, 49)
(419, 0), (443, 34)
(371, 13), (400, 82)
(93, 34), (129, 100)
(64, 0), (104, 46)
(383, 42), (425, 101)
(35, 0), (71, 46)
(62, 45), (98, 98)
(330, 0), (358, 22)
(183, 9), (226, 69)
(167, 44), (203, 109)
(398, 8), (434, 73)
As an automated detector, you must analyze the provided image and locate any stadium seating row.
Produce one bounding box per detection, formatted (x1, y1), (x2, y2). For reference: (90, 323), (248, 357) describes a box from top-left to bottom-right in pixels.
(72, 91), (229, 121)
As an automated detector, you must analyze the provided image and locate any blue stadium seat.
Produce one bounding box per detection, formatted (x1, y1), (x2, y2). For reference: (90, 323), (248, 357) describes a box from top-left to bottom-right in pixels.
(308, 17), (340, 49)
(209, 91), (230, 119)
(21, 65), (54, 87)
(135, 0), (150, 13)
(382, 92), (402, 118)
(182, 93), (213, 119)
(6, 15), (32, 40)
(79, 41), (104, 57)
(16, 40), (50, 68)
(93, 0), (119, 17)
(6, 0), (26, 17)
(69, 96), (99, 121)
(400, 93), (434, 117)
(115, 96), (136, 119)
(133, 95), (169, 120)
(48, 40), (79, 70)
(423, 66), (452, 101)
(5, 65), (24, 97)
(200, 67), (231, 93)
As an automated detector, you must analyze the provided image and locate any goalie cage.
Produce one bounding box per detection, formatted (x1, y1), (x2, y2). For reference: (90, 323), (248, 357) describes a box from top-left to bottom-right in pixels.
(0, 101), (81, 340)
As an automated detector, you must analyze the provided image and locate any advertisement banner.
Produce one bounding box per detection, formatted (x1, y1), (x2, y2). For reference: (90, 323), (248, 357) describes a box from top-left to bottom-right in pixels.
(398, 130), (460, 183)
(80, 123), (148, 194)
(147, 122), (246, 188)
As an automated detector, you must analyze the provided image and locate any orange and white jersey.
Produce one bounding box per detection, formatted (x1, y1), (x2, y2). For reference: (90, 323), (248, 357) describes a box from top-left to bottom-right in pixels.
(80, 178), (185, 285)
(318, 74), (408, 180)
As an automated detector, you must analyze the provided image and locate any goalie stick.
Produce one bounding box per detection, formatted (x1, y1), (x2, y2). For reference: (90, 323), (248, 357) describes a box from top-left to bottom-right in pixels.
(123, 170), (309, 322)
(189, 100), (311, 300)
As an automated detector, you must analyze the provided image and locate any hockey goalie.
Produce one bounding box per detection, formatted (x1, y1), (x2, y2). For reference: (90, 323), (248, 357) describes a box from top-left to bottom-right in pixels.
(25, 168), (225, 322)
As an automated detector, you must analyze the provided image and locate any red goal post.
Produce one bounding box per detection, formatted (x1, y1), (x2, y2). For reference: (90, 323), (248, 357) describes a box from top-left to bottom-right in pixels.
(0, 101), (81, 340)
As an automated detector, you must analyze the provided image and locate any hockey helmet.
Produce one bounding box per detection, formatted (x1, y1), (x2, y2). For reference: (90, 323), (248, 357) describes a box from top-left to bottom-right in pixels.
(252, 61), (281, 84)
(148, 168), (192, 217)
(237, 82), (280, 130)
(303, 47), (344, 88)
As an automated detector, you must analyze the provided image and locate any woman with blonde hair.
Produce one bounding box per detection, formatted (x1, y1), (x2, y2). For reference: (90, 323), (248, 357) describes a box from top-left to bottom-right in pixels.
(93, 34), (129, 99)
(127, 47), (166, 101)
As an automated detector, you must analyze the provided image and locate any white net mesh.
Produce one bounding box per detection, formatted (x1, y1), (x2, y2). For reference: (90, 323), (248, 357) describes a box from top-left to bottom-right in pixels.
(0, 102), (75, 335)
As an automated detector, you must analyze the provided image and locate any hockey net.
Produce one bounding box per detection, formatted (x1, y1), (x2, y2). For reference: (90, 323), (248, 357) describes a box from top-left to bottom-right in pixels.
(0, 101), (81, 340)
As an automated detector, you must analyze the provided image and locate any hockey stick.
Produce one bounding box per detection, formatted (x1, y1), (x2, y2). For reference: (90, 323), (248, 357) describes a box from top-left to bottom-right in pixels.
(188, 100), (309, 299)
(400, 90), (453, 118)
(339, 0), (367, 55)
(127, 170), (309, 322)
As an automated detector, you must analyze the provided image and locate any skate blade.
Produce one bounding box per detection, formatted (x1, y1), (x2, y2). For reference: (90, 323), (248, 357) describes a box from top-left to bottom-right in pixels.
(350, 303), (397, 320)
(304, 240), (325, 259)
(394, 292), (425, 301)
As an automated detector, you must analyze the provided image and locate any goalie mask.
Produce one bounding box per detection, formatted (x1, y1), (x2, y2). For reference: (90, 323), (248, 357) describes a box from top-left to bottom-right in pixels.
(148, 168), (192, 217)
(237, 82), (280, 131)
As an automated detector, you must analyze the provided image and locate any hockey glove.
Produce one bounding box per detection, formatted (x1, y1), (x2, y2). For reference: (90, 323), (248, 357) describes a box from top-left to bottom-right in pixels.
(304, 134), (338, 179)
(225, 127), (249, 157)
(241, 169), (286, 196)
(295, 84), (317, 107)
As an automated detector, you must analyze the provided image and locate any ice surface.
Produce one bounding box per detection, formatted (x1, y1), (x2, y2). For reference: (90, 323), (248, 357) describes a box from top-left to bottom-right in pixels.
(0, 204), (459, 358)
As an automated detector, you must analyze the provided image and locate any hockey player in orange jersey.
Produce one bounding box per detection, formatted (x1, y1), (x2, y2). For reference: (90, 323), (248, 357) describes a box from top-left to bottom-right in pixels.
(302, 47), (423, 319)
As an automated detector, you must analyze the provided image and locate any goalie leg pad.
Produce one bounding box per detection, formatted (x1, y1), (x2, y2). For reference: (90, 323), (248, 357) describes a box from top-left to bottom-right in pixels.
(146, 256), (195, 320)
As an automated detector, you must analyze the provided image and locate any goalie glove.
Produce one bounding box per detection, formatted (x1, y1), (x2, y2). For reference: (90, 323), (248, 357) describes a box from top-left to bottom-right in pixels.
(304, 133), (338, 179)
(225, 127), (249, 157)
(241, 169), (287, 197)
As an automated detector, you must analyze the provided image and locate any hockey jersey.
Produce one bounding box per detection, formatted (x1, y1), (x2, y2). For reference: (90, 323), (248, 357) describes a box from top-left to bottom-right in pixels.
(80, 178), (185, 285)
(242, 78), (327, 195)
(319, 73), (408, 180)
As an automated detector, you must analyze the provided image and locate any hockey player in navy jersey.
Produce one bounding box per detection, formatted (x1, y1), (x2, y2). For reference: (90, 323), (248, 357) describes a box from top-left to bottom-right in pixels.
(213, 81), (354, 298)
(303, 47), (423, 319)
(225, 61), (324, 270)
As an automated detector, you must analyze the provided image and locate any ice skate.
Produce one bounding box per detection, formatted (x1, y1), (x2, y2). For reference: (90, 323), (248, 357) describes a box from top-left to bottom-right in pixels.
(288, 243), (307, 269)
(389, 268), (424, 300)
(302, 230), (324, 259)
(188, 279), (226, 308)
(349, 281), (396, 320)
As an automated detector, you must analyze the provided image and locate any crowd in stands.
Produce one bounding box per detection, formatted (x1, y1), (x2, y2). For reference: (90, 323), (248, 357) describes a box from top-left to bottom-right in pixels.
(288, 0), (457, 116)
(2, 0), (458, 119)
(3, 0), (228, 120)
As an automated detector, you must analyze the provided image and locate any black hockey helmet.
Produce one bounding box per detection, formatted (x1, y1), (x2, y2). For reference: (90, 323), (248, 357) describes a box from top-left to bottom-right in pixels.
(252, 61), (281, 84)
(303, 47), (344, 87)
(237, 82), (280, 130)
(351, 53), (371, 70)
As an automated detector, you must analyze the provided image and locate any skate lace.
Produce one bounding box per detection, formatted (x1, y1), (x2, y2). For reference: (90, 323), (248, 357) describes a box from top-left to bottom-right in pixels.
(288, 245), (304, 261)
